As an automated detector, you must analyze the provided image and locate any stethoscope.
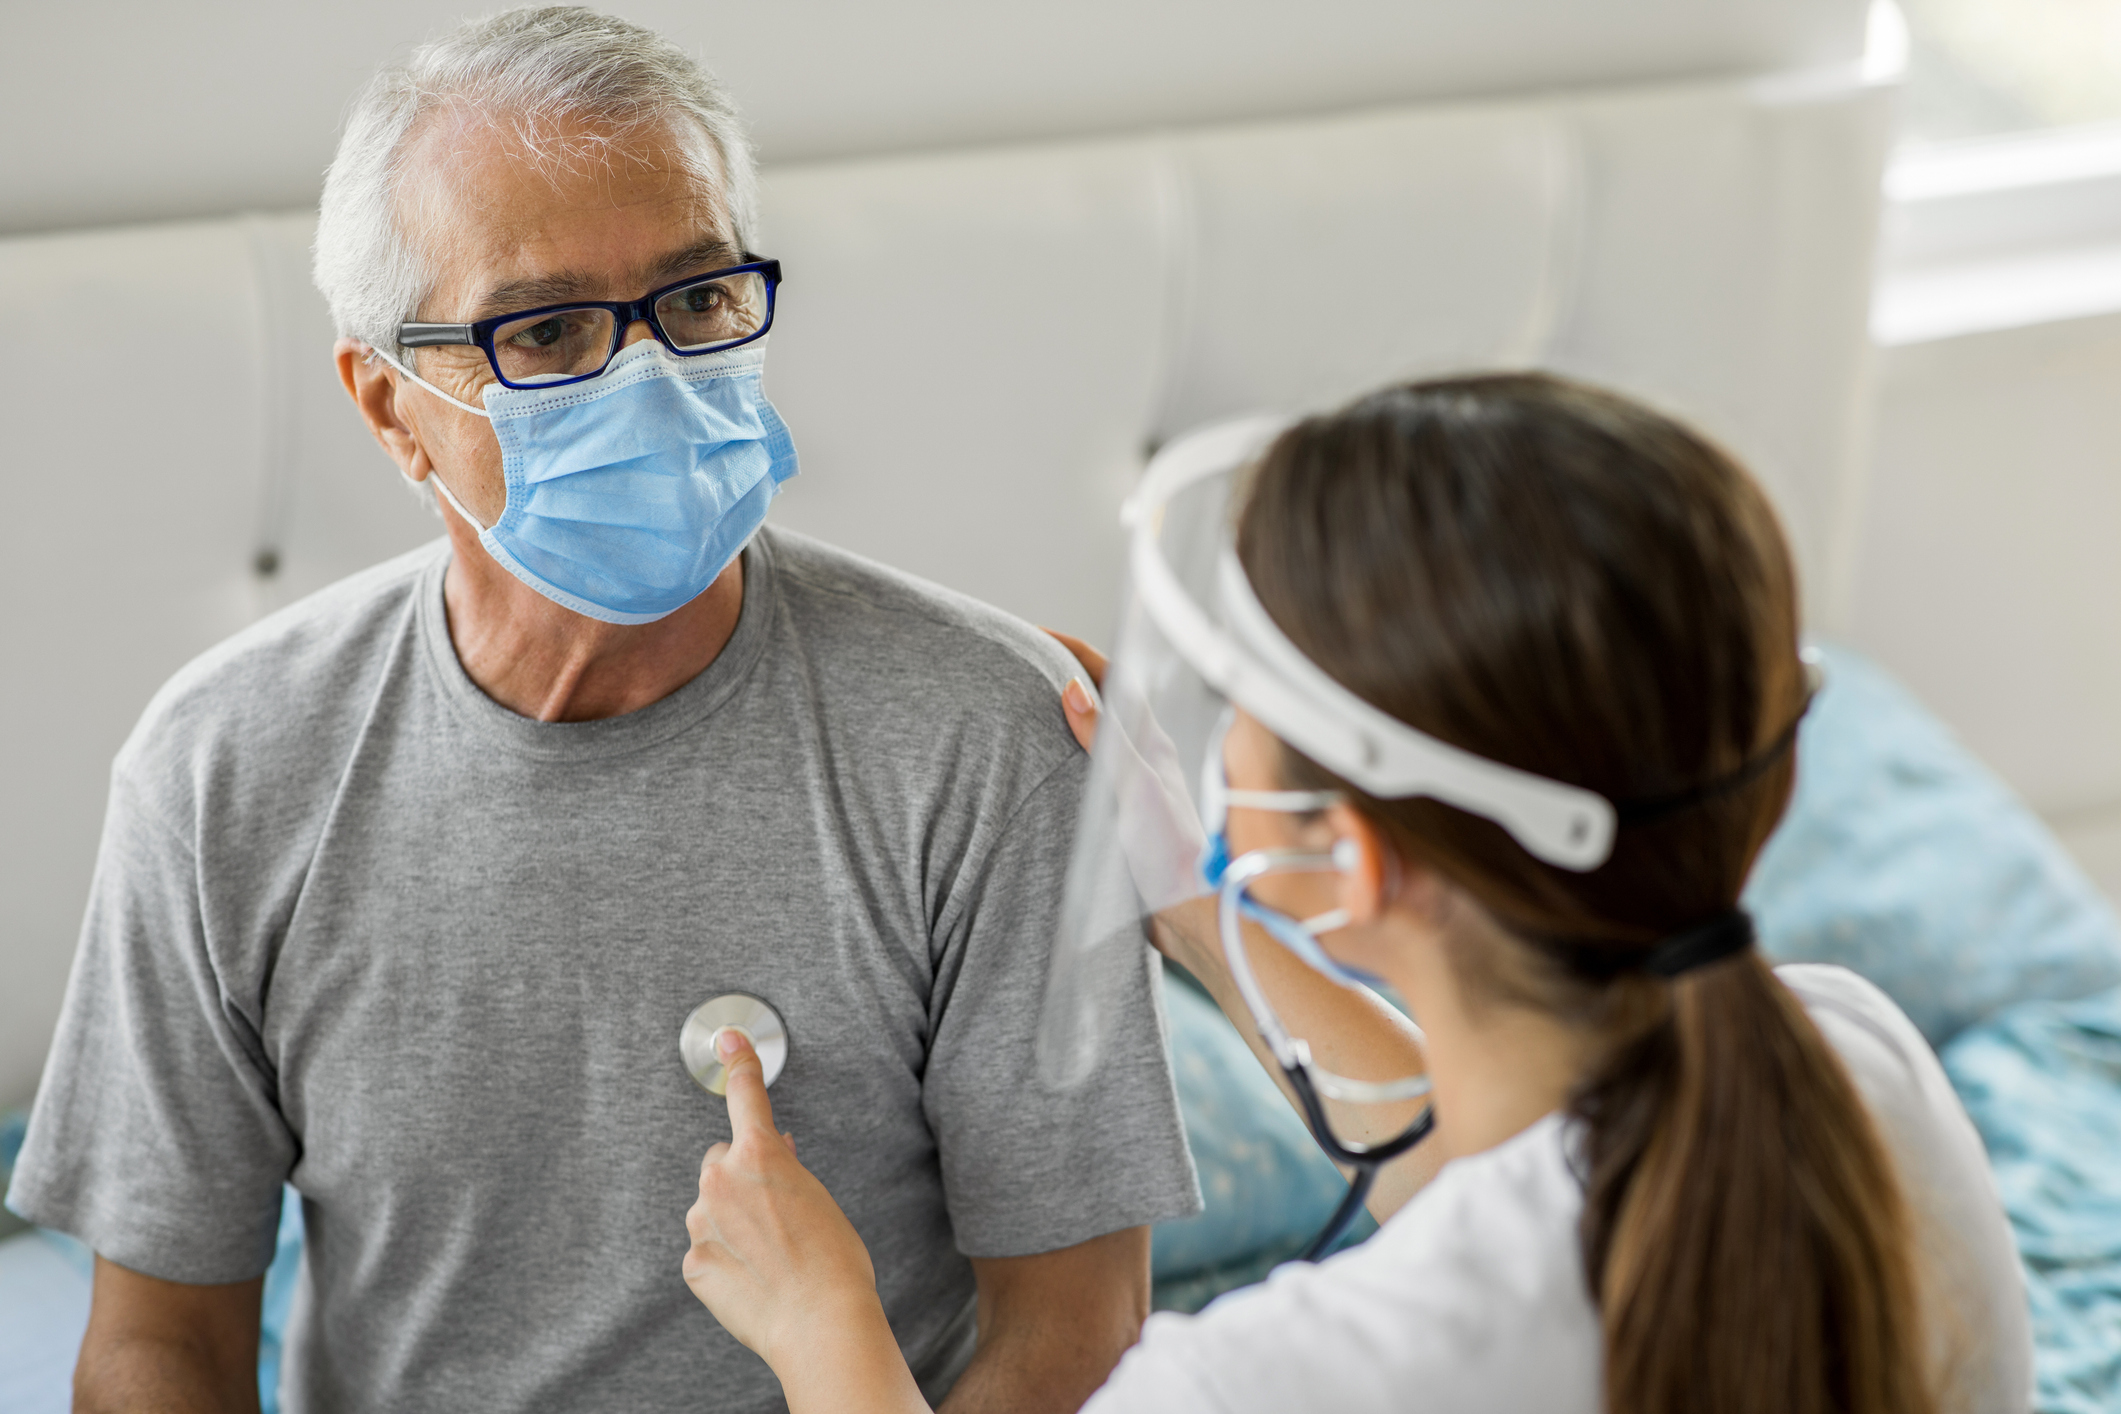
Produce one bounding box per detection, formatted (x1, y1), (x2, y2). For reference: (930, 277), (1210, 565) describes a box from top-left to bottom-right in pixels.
(679, 993), (789, 1096)
(672, 879), (1424, 1265)
(1216, 850), (1437, 1259)
(1201, 701), (1437, 1260)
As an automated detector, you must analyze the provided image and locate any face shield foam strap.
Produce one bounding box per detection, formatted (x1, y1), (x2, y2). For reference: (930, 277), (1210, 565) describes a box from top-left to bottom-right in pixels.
(1612, 655), (1823, 827)
(1211, 553), (1621, 869)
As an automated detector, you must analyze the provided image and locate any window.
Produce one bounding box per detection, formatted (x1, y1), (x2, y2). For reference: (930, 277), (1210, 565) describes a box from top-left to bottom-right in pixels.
(1899, 0), (2121, 144)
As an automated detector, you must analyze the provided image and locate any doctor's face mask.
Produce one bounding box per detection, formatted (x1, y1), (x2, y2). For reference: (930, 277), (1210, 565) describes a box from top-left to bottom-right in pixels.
(375, 336), (800, 625)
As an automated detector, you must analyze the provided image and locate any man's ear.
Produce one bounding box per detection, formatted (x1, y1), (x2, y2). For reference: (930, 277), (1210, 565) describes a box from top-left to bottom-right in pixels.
(335, 337), (432, 484)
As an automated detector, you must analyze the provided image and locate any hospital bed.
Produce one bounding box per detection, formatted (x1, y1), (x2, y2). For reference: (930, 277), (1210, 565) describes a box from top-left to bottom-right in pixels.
(3, 2), (2118, 1410)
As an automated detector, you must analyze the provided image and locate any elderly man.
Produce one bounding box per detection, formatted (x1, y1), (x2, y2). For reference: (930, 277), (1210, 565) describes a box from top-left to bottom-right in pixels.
(7, 7), (1195, 1412)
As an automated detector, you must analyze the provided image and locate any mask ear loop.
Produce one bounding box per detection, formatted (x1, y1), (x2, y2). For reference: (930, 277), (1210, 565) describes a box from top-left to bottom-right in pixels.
(1342, 831), (1407, 910)
(360, 343), (495, 532)
(420, 466), (490, 533)
(363, 342), (492, 418)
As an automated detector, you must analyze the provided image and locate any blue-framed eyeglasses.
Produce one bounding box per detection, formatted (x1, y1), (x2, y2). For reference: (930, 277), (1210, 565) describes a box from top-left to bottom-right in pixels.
(397, 257), (782, 390)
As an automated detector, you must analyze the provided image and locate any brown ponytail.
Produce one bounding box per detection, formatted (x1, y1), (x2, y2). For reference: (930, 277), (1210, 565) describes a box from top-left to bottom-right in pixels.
(1235, 374), (1933, 1414)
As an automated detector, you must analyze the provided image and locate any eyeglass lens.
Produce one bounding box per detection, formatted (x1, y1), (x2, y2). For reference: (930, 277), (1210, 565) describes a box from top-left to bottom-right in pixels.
(653, 270), (769, 353)
(489, 270), (770, 385)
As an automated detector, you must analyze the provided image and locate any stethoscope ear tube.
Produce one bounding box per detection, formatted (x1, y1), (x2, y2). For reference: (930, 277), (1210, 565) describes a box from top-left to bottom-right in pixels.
(1217, 848), (1438, 1260)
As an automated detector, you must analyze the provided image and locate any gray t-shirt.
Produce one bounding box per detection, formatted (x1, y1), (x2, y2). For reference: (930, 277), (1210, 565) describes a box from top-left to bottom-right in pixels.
(11, 527), (1199, 1413)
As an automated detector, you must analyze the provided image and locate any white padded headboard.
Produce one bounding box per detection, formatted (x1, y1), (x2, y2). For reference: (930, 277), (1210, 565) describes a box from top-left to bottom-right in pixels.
(762, 74), (1895, 644)
(2, 0), (1870, 235)
(0, 60), (1893, 1109)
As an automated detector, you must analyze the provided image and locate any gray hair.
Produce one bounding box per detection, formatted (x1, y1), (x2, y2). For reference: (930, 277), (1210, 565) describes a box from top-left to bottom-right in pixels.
(314, 5), (758, 366)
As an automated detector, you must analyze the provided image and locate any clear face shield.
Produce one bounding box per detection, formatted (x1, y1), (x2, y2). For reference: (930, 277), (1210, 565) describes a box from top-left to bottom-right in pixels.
(1038, 416), (1626, 1254)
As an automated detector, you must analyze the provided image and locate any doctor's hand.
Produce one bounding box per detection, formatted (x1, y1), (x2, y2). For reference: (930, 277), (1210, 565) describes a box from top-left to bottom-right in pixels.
(684, 1032), (930, 1413)
(1044, 630), (1108, 753)
(1045, 629), (1219, 975)
(1043, 630), (1208, 919)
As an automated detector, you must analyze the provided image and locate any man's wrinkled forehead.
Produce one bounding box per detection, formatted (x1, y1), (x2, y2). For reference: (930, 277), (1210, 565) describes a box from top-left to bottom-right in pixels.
(397, 100), (735, 318)
(462, 232), (746, 323)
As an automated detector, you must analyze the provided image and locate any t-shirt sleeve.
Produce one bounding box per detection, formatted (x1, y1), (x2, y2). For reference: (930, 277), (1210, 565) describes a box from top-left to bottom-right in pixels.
(921, 757), (1202, 1259)
(5, 767), (292, 1283)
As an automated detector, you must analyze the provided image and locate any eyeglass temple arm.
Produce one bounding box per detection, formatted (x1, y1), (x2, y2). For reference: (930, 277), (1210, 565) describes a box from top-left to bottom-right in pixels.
(398, 323), (476, 348)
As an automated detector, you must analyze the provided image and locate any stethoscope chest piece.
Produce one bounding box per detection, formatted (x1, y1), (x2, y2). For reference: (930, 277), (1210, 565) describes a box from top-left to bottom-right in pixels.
(680, 993), (789, 1096)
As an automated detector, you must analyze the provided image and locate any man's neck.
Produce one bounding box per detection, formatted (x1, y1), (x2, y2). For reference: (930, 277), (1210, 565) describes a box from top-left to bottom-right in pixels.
(438, 516), (746, 723)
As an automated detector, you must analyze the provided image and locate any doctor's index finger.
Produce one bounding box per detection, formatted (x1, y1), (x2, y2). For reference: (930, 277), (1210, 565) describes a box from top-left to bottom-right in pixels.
(715, 1029), (778, 1140)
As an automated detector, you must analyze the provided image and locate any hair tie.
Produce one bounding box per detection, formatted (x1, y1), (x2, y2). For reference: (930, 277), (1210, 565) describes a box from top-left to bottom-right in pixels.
(1642, 909), (1755, 978)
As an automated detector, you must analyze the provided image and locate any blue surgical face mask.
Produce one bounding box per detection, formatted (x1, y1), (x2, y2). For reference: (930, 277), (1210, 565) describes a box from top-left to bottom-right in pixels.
(1198, 707), (1384, 990)
(1201, 829), (1384, 990)
(376, 338), (798, 624)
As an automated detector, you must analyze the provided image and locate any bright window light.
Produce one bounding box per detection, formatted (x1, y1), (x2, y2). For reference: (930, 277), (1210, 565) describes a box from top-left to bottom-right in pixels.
(1900, 0), (2121, 143)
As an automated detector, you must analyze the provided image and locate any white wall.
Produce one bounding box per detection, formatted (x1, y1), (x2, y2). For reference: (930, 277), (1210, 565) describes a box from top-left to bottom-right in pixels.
(1848, 313), (2121, 902)
(0, 0), (1865, 236)
(1848, 126), (2121, 906)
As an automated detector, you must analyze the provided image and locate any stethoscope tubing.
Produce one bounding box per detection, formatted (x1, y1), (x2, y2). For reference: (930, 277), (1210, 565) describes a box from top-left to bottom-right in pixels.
(1217, 847), (1438, 1260)
(1284, 1057), (1436, 1259)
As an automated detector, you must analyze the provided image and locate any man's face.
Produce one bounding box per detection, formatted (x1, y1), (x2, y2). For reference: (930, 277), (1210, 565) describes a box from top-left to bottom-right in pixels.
(388, 106), (739, 525)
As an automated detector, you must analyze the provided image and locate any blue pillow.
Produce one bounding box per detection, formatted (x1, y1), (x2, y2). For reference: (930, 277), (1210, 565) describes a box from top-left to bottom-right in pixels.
(1745, 644), (2121, 1046)
(0, 1111), (27, 1243)
(1151, 973), (1373, 1311)
(3, 1108), (303, 1414)
(0, 1226), (89, 1414)
(255, 1193), (304, 1413)
(1941, 984), (2121, 1414)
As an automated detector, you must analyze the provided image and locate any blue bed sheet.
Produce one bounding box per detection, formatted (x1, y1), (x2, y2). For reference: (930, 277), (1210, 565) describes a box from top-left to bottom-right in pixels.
(1747, 646), (2121, 1046)
(0, 1107), (303, 1414)
(0, 1226), (88, 1414)
(1151, 971), (1374, 1311)
(1943, 983), (2121, 1414)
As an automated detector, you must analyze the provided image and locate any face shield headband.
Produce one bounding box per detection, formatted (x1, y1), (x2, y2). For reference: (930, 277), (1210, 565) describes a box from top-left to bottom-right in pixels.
(1125, 417), (1621, 873)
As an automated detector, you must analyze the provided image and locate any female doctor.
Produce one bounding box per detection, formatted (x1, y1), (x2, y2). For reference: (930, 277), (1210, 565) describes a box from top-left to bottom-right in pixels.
(680, 373), (2030, 1414)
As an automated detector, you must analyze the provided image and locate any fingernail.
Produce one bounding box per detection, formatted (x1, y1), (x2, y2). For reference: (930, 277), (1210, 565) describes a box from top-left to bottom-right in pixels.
(1063, 677), (1092, 714)
(715, 1028), (746, 1059)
